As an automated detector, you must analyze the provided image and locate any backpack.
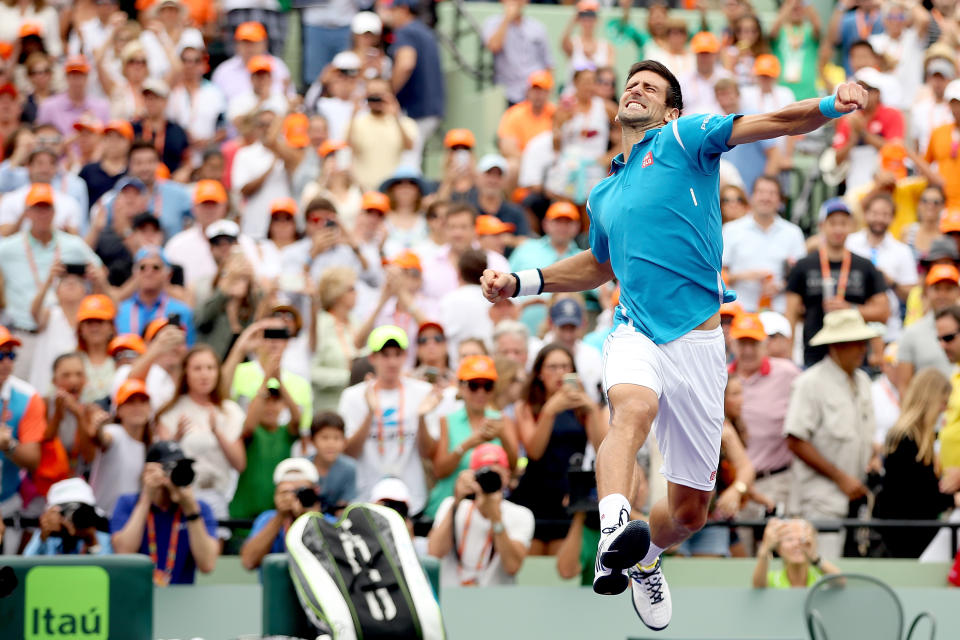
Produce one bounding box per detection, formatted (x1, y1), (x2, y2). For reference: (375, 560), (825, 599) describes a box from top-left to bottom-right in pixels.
(285, 504), (445, 640)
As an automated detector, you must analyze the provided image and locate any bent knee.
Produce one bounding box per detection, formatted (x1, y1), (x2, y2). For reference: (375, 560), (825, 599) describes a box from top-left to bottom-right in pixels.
(608, 386), (659, 429)
(672, 501), (709, 533)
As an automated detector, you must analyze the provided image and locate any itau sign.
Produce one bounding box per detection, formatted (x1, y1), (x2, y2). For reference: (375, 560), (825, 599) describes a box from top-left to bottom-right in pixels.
(24, 566), (109, 639)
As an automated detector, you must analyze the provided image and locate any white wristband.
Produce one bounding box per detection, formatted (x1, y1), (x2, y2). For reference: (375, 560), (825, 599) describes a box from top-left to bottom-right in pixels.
(512, 269), (543, 297)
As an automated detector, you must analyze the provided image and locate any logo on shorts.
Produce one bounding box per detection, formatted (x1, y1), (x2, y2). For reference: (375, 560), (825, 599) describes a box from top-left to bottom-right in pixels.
(641, 151), (654, 168)
(709, 470), (717, 482)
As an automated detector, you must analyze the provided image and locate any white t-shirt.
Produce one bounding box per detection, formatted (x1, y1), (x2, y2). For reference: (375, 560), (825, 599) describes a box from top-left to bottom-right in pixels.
(29, 304), (76, 396)
(226, 91), (288, 123)
(338, 378), (433, 513)
(167, 81), (227, 144)
(434, 497), (534, 587)
(88, 424), (145, 516)
(164, 225), (263, 286)
(316, 97), (354, 142)
(0, 184), (83, 233)
(440, 285), (494, 367)
(110, 363), (176, 412)
(231, 142), (292, 240)
(158, 396), (245, 497)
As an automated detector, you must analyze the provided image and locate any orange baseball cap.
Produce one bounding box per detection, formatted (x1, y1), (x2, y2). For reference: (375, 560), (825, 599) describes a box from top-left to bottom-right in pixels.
(545, 201), (580, 221)
(720, 301), (744, 318)
(469, 443), (508, 470)
(270, 197), (297, 216)
(64, 54), (91, 74)
(457, 354), (499, 382)
(115, 379), (150, 406)
(528, 70), (554, 90)
(691, 31), (720, 54)
(25, 183), (54, 207)
(940, 208), (960, 233)
(444, 128), (476, 149)
(108, 333), (147, 356)
(880, 143), (908, 179)
(730, 312), (767, 341)
(0, 43), (12, 61)
(144, 318), (170, 342)
(246, 54), (272, 74)
(77, 294), (116, 322)
(476, 214), (516, 235)
(362, 191), (390, 214)
(194, 179), (227, 204)
(318, 139), (347, 158)
(0, 325), (22, 349)
(283, 113), (310, 148)
(926, 263), (960, 286)
(72, 114), (102, 134)
(235, 21), (267, 42)
(391, 250), (422, 271)
(18, 22), (42, 39)
(753, 54), (781, 78)
(104, 120), (134, 141)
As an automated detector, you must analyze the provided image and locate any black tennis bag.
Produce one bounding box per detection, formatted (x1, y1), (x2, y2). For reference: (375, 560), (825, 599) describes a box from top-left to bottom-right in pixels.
(286, 504), (445, 640)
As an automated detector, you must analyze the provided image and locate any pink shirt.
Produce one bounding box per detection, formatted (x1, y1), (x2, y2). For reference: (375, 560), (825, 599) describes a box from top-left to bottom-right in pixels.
(418, 243), (510, 307)
(731, 357), (800, 473)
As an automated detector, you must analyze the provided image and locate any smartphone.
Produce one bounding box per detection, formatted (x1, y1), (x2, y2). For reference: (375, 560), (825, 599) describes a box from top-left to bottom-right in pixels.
(335, 148), (352, 172)
(167, 313), (182, 328)
(452, 149), (471, 170)
(170, 264), (185, 287)
(324, 219), (338, 229)
(562, 373), (579, 388)
(64, 263), (86, 276)
(264, 327), (290, 340)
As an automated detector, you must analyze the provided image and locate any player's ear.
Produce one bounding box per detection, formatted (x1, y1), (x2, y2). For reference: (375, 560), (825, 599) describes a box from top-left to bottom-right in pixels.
(663, 107), (680, 123)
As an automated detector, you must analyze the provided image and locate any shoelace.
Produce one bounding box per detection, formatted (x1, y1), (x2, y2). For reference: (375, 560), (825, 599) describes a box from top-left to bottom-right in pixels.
(600, 507), (631, 536)
(630, 565), (665, 605)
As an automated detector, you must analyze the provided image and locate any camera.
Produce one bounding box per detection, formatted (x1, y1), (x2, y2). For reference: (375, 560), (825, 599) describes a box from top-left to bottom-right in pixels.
(296, 486), (320, 509)
(64, 263), (87, 277)
(56, 502), (101, 533)
(474, 467), (502, 494)
(162, 458), (195, 487)
(264, 327), (290, 340)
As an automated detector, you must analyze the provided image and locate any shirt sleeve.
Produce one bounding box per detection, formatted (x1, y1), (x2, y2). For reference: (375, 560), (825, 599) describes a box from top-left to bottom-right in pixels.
(433, 496), (455, 529)
(863, 261), (888, 297)
(783, 376), (819, 441)
(110, 493), (137, 533)
(17, 394), (47, 443)
(507, 503), (536, 548)
(785, 259), (807, 297)
(672, 113), (738, 174)
(338, 386), (364, 439)
(586, 199), (609, 264)
(788, 227), (808, 262)
(198, 499), (218, 537)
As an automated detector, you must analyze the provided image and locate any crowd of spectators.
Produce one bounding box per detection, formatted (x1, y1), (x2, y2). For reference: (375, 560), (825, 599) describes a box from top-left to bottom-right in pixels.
(0, 0), (958, 593)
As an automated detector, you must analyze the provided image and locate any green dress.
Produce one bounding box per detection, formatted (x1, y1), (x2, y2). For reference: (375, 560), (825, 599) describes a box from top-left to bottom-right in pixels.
(424, 407), (502, 518)
(229, 423), (297, 520)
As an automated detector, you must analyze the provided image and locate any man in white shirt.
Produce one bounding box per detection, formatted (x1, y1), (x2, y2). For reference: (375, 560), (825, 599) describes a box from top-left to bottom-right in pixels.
(227, 54), (288, 124)
(722, 175), (807, 313)
(910, 52), (956, 154)
(231, 109), (296, 239)
(440, 248), (495, 366)
(543, 297), (603, 403)
(427, 443), (534, 587)
(164, 179), (261, 287)
(0, 148), (83, 235)
(338, 326), (434, 513)
(211, 22), (292, 102)
(845, 192), (917, 342)
(679, 31), (730, 115)
(167, 40), (227, 160)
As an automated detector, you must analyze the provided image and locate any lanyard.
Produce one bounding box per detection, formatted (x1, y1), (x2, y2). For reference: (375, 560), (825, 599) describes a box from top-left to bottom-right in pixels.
(332, 318), (354, 362)
(130, 295), (168, 336)
(456, 502), (494, 586)
(147, 508), (181, 587)
(819, 246), (851, 300)
(784, 23), (805, 51)
(369, 381), (405, 457)
(141, 120), (167, 158)
(856, 10), (878, 39)
(23, 233), (59, 289)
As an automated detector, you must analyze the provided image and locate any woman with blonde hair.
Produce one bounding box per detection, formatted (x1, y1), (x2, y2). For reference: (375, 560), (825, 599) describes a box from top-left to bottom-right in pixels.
(311, 266), (362, 411)
(874, 367), (959, 557)
(98, 40), (151, 120)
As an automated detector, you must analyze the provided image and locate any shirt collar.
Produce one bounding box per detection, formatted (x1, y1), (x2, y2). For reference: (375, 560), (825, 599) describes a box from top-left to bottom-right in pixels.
(728, 357), (771, 377)
(610, 127), (662, 173)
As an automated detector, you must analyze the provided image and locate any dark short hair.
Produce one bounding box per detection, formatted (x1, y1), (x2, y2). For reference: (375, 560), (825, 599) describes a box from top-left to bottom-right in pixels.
(458, 248), (487, 284)
(128, 140), (159, 160)
(935, 305), (960, 327)
(445, 202), (476, 222)
(52, 352), (83, 373)
(849, 39), (876, 55)
(752, 175), (782, 200)
(310, 411), (345, 436)
(863, 192), (895, 214)
(625, 60), (683, 112)
(305, 197), (337, 216)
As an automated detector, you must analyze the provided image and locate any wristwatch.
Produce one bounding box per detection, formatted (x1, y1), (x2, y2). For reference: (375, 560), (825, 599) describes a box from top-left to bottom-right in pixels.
(3, 438), (19, 454)
(183, 511), (201, 522)
(733, 480), (748, 495)
(491, 521), (505, 535)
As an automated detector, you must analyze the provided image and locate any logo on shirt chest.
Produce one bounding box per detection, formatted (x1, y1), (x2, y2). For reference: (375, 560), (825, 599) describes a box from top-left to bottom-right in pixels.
(641, 151), (654, 168)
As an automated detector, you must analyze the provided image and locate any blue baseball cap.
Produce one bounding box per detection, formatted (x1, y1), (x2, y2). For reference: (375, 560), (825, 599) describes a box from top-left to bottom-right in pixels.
(817, 197), (852, 224)
(115, 176), (145, 193)
(550, 298), (583, 327)
(134, 245), (169, 266)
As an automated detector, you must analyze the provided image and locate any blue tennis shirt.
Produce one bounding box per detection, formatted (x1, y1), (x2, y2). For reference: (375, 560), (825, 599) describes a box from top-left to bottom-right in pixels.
(587, 113), (739, 345)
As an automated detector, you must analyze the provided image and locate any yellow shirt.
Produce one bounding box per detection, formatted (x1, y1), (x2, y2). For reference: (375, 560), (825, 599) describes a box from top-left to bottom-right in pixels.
(844, 176), (927, 238)
(904, 284), (925, 328)
(942, 367), (960, 468)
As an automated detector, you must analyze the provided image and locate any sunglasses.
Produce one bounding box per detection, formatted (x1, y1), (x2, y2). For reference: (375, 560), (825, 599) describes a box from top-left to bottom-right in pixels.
(417, 334), (445, 345)
(939, 332), (959, 344)
(466, 379), (495, 392)
(0, 351), (16, 361)
(921, 197), (944, 205)
(127, 58), (148, 65)
(272, 213), (295, 222)
(182, 56), (203, 64)
(721, 197), (747, 204)
(210, 237), (237, 247)
(29, 67), (51, 76)
(138, 263), (163, 272)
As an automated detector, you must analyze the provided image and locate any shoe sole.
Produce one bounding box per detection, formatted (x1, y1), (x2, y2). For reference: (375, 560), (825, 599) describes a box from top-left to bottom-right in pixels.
(593, 569), (629, 595)
(600, 520), (651, 571)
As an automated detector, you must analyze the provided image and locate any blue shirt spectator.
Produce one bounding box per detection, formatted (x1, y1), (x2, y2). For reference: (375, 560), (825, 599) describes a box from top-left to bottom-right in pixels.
(389, 2), (445, 120)
(23, 478), (113, 556)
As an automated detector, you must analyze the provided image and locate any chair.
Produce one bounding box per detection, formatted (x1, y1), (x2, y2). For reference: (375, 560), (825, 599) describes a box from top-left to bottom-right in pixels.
(804, 573), (936, 640)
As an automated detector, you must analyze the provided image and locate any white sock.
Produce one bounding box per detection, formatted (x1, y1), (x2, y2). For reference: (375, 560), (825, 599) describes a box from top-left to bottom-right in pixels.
(598, 493), (631, 533)
(641, 542), (665, 568)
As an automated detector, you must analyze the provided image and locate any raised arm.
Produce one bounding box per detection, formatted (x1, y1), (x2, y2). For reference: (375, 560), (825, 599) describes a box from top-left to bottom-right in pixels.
(728, 82), (867, 146)
(481, 249), (614, 303)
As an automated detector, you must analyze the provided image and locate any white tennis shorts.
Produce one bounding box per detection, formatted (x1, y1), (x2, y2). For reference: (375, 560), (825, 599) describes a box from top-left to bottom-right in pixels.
(601, 322), (727, 491)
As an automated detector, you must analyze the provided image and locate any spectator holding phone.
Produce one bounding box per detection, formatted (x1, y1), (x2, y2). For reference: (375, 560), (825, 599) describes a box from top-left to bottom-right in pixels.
(23, 478), (112, 556)
(346, 78), (417, 191)
(27, 261), (84, 394)
(511, 344), (603, 555)
(752, 518), (840, 588)
(240, 457), (322, 570)
(427, 443), (534, 586)
(194, 249), (261, 360)
(424, 355), (518, 518)
(111, 441), (220, 585)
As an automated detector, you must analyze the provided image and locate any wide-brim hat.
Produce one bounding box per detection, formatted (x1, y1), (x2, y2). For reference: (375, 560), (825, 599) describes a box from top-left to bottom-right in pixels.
(809, 309), (882, 347)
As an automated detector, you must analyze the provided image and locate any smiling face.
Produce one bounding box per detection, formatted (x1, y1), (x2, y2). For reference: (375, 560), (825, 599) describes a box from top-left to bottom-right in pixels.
(618, 69), (678, 130)
(53, 355), (86, 396)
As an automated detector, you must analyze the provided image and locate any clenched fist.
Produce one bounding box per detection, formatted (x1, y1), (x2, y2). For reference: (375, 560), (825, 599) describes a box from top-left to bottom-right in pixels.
(832, 81), (868, 114)
(480, 270), (517, 303)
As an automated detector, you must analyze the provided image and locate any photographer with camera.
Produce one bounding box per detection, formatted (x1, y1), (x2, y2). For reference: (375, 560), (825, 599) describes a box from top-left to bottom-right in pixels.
(240, 458), (323, 570)
(23, 478), (112, 556)
(427, 443), (534, 587)
(752, 518), (840, 588)
(111, 441), (220, 585)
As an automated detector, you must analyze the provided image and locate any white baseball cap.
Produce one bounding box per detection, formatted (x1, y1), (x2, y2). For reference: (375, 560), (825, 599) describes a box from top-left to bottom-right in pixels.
(332, 51), (361, 72)
(759, 311), (791, 338)
(477, 154), (509, 174)
(352, 11), (382, 36)
(204, 219), (240, 240)
(370, 477), (411, 506)
(273, 458), (320, 485)
(854, 66), (886, 90)
(945, 79), (960, 103)
(47, 477), (96, 506)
